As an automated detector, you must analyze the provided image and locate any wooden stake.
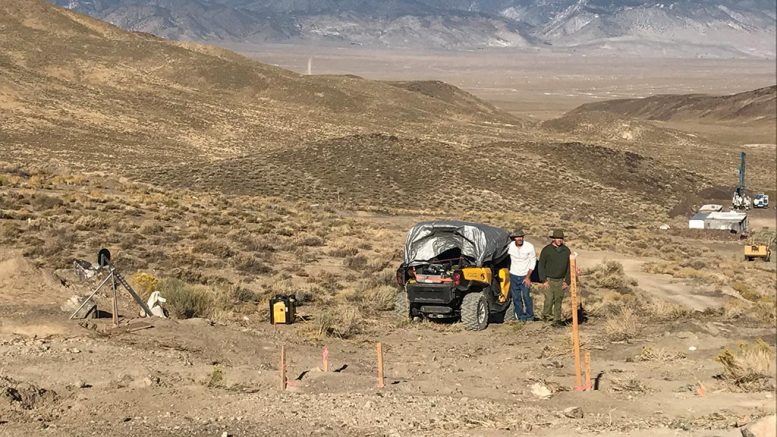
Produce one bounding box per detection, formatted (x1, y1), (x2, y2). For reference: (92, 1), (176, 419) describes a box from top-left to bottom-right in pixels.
(570, 253), (583, 391)
(584, 351), (592, 391)
(280, 345), (287, 391)
(376, 342), (385, 389)
(323, 346), (329, 372)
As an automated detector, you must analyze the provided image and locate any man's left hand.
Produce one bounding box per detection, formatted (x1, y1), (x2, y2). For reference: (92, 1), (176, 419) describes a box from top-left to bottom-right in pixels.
(523, 276), (532, 287)
(562, 282), (569, 290)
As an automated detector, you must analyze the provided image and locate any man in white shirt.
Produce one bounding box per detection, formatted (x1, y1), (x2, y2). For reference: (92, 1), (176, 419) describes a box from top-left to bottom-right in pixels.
(507, 228), (536, 321)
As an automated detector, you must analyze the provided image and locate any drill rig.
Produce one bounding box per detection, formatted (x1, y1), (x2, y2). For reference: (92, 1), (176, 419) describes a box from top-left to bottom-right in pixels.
(732, 152), (751, 210)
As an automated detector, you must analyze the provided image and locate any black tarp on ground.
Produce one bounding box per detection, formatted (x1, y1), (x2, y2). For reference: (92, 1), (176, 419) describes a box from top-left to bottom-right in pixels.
(403, 221), (510, 267)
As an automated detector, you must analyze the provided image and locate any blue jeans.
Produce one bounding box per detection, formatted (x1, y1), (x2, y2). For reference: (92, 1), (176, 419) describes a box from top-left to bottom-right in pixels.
(510, 274), (534, 321)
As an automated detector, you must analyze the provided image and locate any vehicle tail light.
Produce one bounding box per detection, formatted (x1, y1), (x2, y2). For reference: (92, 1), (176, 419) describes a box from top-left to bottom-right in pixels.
(453, 270), (462, 286)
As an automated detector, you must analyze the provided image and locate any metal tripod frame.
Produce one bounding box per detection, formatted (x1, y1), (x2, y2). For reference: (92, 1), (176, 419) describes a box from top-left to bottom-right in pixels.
(69, 264), (154, 320)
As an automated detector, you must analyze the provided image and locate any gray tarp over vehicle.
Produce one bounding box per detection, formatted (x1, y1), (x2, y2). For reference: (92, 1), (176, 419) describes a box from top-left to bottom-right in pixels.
(403, 221), (511, 267)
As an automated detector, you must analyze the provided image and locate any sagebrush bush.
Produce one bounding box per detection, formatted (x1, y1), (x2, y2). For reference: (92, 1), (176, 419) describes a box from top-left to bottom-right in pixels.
(157, 278), (214, 319)
(343, 254), (368, 270)
(73, 215), (109, 231)
(716, 339), (775, 392)
(295, 234), (324, 247)
(315, 304), (363, 338)
(328, 246), (359, 257)
(732, 281), (761, 302)
(231, 253), (272, 274)
(29, 194), (63, 210)
(130, 272), (159, 301)
(343, 283), (396, 313)
(228, 285), (260, 304)
(604, 306), (640, 342)
(584, 261), (636, 292)
(193, 240), (235, 258)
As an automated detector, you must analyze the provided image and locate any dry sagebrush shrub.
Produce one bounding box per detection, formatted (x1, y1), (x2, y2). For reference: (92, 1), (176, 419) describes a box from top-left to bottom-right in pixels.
(130, 272), (159, 301)
(604, 306), (641, 342)
(314, 304), (363, 339)
(157, 278), (214, 319)
(342, 283), (397, 313)
(584, 261), (637, 293)
(716, 339), (775, 392)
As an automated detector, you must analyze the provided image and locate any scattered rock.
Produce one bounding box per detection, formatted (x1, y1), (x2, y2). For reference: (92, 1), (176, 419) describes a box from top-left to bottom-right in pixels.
(676, 331), (696, 340)
(530, 382), (552, 399)
(741, 415), (776, 437)
(0, 376), (58, 410)
(61, 295), (96, 319)
(563, 406), (584, 419)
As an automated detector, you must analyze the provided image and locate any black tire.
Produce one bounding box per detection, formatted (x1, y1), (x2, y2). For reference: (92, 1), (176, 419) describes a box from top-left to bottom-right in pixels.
(490, 298), (515, 323)
(394, 290), (410, 321)
(503, 299), (516, 322)
(461, 292), (489, 331)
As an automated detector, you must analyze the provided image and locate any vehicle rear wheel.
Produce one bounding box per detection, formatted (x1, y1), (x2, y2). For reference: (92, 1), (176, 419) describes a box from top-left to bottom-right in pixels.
(394, 290), (410, 322)
(461, 292), (489, 331)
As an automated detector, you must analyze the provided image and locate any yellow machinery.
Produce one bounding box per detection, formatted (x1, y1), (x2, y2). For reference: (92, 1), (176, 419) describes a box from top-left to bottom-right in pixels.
(270, 295), (296, 324)
(461, 267), (510, 303)
(461, 267), (492, 284)
(744, 231), (774, 262)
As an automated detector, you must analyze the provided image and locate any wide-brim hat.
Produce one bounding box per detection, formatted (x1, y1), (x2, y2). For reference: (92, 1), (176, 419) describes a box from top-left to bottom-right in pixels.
(549, 229), (565, 239)
(510, 228), (525, 237)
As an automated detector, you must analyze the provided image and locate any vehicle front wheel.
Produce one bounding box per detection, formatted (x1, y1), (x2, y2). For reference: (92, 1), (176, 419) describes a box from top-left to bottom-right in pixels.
(461, 292), (489, 331)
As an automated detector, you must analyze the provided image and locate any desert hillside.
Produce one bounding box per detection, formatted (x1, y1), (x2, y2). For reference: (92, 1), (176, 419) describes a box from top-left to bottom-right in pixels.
(0, 0), (521, 167)
(3, 0), (753, 222)
(570, 86), (777, 123)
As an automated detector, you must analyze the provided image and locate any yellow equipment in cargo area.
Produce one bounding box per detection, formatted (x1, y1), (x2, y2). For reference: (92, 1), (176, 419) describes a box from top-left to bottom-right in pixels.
(744, 231), (775, 262)
(461, 266), (510, 302)
(270, 295), (296, 325)
(461, 267), (492, 284)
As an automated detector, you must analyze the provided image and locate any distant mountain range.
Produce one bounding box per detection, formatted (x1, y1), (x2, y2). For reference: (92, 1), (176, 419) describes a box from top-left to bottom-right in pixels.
(51, 0), (776, 57)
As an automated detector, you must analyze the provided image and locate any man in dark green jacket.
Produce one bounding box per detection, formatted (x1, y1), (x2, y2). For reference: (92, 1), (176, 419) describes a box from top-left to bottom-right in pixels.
(538, 229), (571, 327)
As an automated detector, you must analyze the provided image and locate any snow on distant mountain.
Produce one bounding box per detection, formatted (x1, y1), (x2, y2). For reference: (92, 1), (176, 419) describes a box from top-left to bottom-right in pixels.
(51, 1), (776, 57)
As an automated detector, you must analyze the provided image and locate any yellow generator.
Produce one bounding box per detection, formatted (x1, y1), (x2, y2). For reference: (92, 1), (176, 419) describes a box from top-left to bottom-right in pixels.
(744, 231), (774, 262)
(269, 295), (296, 325)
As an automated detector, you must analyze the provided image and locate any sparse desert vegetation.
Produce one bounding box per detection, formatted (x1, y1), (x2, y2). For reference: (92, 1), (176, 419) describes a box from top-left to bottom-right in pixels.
(0, 1), (774, 435)
(716, 339), (776, 392)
